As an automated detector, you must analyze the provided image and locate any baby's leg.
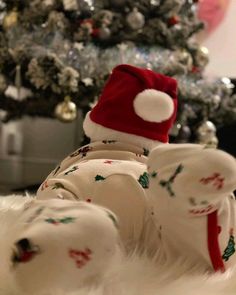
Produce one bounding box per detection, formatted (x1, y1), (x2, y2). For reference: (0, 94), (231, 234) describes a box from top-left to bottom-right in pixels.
(147, 144), (236, 271)
(10, 199), (120, 293)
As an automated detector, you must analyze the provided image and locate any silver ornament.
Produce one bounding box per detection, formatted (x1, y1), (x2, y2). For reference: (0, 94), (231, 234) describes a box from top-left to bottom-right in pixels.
(195, 46), (209, 69)
(198, 135), (219, 149)
(196, 120), (218, 148)
(197, 121), (216, 137)
(99, 26), (111, 40)
(198, 121), (216, 136)
(55, 96), (77, 122)
(126, 8), (145, 30)
(178, 125), (191, 143)
(175, 49), (193, 71)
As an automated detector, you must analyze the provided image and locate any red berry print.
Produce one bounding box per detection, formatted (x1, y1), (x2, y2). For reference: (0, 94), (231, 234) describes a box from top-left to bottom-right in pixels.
(104, 160), (113, 164)
(69, 248), (92, 268)
(41, 180), (49, 191)
(200, 173), (225, 190)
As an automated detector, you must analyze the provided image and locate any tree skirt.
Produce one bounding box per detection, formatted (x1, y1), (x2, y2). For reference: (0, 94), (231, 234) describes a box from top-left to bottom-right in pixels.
(0, 195), (236, 295)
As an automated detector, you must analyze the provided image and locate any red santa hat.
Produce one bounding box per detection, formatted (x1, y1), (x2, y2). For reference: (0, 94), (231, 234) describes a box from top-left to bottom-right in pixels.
(84, 64), (178, 143)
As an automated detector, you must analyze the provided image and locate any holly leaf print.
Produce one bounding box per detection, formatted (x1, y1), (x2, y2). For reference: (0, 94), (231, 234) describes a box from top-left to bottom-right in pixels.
(138, 172), (149, 189)
(143, 148), (150, 156)
(95, 175), (106, 181)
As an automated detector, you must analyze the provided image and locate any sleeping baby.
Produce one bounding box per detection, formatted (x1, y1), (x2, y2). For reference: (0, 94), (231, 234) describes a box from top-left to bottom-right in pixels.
(10, 64), (236, 294)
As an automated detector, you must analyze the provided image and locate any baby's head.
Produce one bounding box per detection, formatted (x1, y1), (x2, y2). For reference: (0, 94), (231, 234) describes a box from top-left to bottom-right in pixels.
(83, 64), (178, 150)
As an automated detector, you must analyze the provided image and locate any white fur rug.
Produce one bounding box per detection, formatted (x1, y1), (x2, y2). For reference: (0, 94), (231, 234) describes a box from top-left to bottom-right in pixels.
(0, 195), (236, 295)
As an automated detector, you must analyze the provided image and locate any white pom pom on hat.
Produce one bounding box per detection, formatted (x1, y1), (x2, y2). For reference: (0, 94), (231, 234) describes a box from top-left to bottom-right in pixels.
(84, 64), (178, 143)
(133, 89), (174, 123)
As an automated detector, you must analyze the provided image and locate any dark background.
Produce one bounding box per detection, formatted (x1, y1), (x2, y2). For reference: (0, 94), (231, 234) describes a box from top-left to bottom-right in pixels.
(217, 78), (236, 157)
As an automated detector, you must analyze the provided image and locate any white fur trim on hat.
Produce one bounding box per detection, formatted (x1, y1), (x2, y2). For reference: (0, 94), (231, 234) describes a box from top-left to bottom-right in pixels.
(83, 112), (164, 150)
(133, 89), (174, 123)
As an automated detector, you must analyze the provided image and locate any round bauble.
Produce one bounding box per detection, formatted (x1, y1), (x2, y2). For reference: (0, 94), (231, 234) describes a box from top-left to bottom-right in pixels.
(196, 120), (217, 146)
(55, 96), (77, 122)
(126, 8), (145, 30)
(198, 135), (219, 149)
(196, 120), (218, 148)
(195, 46), (209, 69)
(197, 120), (216, 137)
(175, 49), (193, 70)
(178, 125), (191, 142)
(98, 26), (111, 40)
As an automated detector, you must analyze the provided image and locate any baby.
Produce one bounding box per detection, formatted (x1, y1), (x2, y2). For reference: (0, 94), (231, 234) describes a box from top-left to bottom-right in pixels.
(10, 64), (236, 294)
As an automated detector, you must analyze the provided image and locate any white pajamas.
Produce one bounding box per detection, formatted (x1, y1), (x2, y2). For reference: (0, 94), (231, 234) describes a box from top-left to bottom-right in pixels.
(36, 141), (236, 272)
(10, 141), (236, 293)
(37, 140), (159, 250)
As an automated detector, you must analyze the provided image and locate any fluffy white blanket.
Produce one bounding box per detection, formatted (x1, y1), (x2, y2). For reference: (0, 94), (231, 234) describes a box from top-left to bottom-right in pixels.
(0, 195), (236, 295)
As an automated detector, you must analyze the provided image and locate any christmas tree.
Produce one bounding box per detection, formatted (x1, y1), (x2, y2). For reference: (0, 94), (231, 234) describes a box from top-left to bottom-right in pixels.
(0, 0), (235, 146)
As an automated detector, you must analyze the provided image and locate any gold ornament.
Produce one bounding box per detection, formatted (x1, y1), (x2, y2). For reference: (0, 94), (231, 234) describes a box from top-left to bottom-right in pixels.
(54, 95), (77, 122)
(196, 120), (218, 148)
(178, 49), (193, 71)
(3, 8), (18, 30)
(198, 135), (219, 149)
(195, 46), (209, 69)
